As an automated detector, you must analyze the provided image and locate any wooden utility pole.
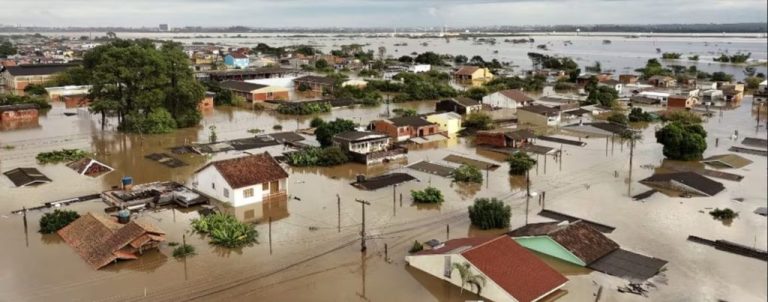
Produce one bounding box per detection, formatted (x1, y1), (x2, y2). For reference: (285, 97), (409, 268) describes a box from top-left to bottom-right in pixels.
(628, 135), (635, 197)
(525, 170), (531, 225)
(446, 224), (450, 240)
(337, 194), (341, 233)
(399, 193), (402, 207)
(544, 154), (547, 174)
(559, 144), (563, 171)
(269, 216), (273, 255)
(392, 184), (397, 216)
(486, 168), (489, 188)
(355, 199), (371, 252)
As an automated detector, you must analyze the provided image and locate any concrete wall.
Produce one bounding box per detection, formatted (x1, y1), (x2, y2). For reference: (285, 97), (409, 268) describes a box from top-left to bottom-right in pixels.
(483, 92), (518, 110)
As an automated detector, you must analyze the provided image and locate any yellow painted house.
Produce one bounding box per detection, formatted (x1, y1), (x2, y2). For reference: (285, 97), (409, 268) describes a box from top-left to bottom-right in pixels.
(426, 112), (462, 136)
(453, 66), (494, 82)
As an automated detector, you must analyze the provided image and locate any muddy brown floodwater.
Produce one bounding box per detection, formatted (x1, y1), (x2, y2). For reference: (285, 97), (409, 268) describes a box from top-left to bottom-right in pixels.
(0, 98), (766, 302)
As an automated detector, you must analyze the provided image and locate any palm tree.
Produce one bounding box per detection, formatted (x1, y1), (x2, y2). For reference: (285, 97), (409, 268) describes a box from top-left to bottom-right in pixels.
(451, 262), (487, 296)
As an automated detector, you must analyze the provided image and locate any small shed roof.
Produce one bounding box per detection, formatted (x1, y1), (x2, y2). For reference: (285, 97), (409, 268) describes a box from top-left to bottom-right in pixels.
(498, 89), (534, 103)
(640, 172), (724, 196)
(454, 65), (480, 76)
(3, 167), (51, 187)
(701, 154), (753, 169)
(509, 221), (619, 265)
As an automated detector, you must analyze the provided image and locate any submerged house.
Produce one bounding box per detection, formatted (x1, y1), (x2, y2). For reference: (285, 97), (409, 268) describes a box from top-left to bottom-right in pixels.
(474, 128), (536, 148)
(193, 152), (288, 207)
(640, 172), (724, 197)
(57, 212), (165, 269)
(67, 158), (114, 177)
(219, 80), (289, 103)
(482, 89), (534, 110)
(332, 131), (407, 165)
(372, 116), (440, 142)
(406, 235), (568, 302)
(517, 104), (561, 127)
(453, 66), (494, 83)
(425, 112), (462, 136)
(0, 104), (39, 123)
(3, 167), (51, 187)
(435, 97), (482, 115)
(510, 221), (668, 280)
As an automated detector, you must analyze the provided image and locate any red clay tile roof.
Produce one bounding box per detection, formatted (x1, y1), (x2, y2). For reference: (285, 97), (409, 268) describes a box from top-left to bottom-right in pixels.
(57, 213), (165, 269)
(455, 65), (480, 76)
(498, 89), (534, 103)
(201, 152), (288, 189)
(461, 236), (568, 302)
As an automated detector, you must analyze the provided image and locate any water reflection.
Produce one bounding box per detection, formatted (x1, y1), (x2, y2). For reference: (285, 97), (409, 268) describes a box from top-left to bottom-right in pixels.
(219, 194), (290, 224)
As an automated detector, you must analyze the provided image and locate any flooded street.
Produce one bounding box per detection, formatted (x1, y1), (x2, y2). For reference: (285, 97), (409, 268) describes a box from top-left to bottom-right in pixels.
(0, 90), (766, 301)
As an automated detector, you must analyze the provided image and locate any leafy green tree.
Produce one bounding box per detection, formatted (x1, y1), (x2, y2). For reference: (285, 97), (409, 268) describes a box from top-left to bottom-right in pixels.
(190, 213), (258, 248)
(585, 85), (619, 107)
(463, 112), (493, 131)
(36, 149), (88, 164)
(662, 110), (702, 124)
(710, 72), (733, 82)
(607, 111), (628, 125)
(709, 208), (738, 221)
(454, 55), (468, 65)
(315, 118), (356, 147)
(173, 244), (196, 258)
(468, 198), (511, 230)
(507, 152), (536, 175)
(392, 108), (418, 117)
(688, 55), (699, 61)
(119, 108), (178, 134)
(315, 59), (329, 70)
(655, 122), (707, 160)
(636, 58), (671, 79)
(39, 209), (80, 234)
(414, 51), (444, 65)
(411, 187), (444, 204)
(284, 146), (349, 166)
(276, 102), (332, 115)
(82, 39), (204, 131)
(745, 76), (763, 90)
(451, 262), (487, 295)
(408, 240), (424, 253)
(661, 52), (682, 59)
(50, 66), (91, 86)
(0, 41), (17, 57)
(628, 108), (653, 122)
(23, 84), (48, 96)
(452, 164), (483, 184)
(398, 55), (413, 63)
(464, 87), (488, 100)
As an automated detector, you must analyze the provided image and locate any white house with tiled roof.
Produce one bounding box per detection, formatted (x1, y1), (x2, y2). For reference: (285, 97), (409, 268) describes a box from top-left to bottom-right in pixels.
(193, 152), (288, 207)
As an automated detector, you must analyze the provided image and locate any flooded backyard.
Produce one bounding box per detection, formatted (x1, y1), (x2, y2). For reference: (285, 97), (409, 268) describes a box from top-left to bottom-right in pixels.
(0, 90), (766, 301)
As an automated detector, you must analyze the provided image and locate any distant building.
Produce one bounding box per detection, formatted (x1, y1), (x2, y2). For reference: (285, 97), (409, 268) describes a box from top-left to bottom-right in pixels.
(0, 103), (38, 123)
(193, 152), (288, 207)
(619, 74), (639, 84)
(224, 53), (250, 69)
(483, 89), (534, 110)
(637, 91), (670, 105)
(667, 95), (697, 110)
(517, 104), (561, 127)
(219, 80), (289, 103)
(1, 63), (78, 90)
(407, 64), (431, 73)
(293, 75), (336, 94)
(647, 75), (677, 88)
(721, 84), (744, 106)
(475, 128), (535, 148)
(159, 24), (169, 31)
(372, 116), (440, 142)
(453, 66), (494, 82)
(598, 79), (623, 93)
(425, 112), (462, 136)
(435, 97), (482, 115)
(332, 131), (406, 165)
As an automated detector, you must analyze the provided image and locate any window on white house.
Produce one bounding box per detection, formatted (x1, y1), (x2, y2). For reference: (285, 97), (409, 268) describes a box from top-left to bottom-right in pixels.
(244, 188), (254, 198)
(262, 183), (269, 191)
(443, 256), (452, 278)
(223, 188), (229, 198)
(212, 182), (215, 189)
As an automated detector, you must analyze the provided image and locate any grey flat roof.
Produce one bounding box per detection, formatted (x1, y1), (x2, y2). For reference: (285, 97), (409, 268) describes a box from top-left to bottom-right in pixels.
(588, 248), (668, 281)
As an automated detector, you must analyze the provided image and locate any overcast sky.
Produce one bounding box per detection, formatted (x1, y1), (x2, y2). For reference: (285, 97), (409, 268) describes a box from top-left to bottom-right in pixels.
(2, 0), (766, 28)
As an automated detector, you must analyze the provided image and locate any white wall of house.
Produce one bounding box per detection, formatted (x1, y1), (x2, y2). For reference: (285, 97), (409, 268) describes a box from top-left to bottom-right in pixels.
(406, 254), (519, 302)
(193, 166), (287, 207)
(408, 64), (431, 73)
(348, 138), (389, 154)
(483, 92), (518, 110)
